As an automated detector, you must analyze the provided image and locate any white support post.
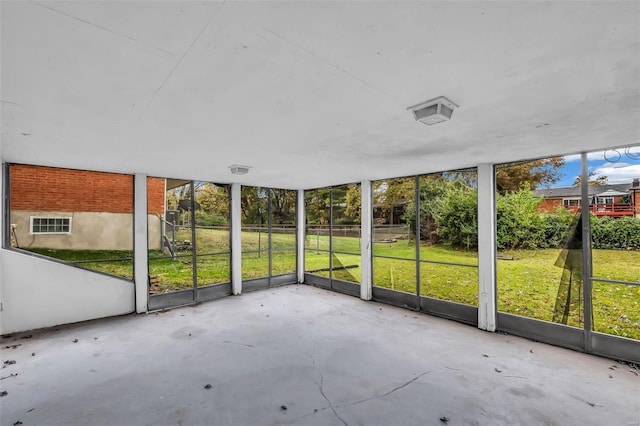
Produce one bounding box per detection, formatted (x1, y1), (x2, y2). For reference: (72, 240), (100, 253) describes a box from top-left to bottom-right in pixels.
(360, 180), (372, 301)
(297, 189), (305, 284)
(477, 163), (497, 331)
(134, 174), (149, 313)
(231, 183), (242, 295)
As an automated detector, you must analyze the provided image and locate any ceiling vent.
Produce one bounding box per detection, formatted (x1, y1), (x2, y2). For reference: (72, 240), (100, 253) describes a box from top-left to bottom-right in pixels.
(229, 165), (251, 175)
(407, 96), (459, 125)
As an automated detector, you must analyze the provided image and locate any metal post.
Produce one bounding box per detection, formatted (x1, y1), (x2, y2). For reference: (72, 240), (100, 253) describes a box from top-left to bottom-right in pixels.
(268, 188), (273, 285)
(171, 221), (176, 260)
(581, 153), (593, 351)
(415, 175), (421, 310)
(258, 221), (261, 258)
(297, 189), (305, 284)
(190, 181), (197, 295)
(2, 163), (9, 250)
(329, 187), (333, 286)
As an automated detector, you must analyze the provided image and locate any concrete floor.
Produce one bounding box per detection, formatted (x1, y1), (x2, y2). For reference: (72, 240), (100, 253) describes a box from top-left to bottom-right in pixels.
(1, 285), (638, 426)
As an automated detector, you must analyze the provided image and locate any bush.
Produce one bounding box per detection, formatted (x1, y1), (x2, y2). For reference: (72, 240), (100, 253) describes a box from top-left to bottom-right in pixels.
(496, 184), (546, 249)
(195, 210), (227, 226)
(542, 207), (576, 249)
(401, 179), (640, 252)
(403, 177), (450, 244)
(434, 183), (478, 250)
(591, 215), (640, 250)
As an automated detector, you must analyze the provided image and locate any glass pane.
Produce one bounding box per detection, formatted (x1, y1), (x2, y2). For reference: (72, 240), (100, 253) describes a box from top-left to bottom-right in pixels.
(305, 249), (330, 278)
(148, 178), (194, 292)
(587, 146), (640, 281)
(196, 254), (230, 287)
(305, 188), (330, 253)
(241, 186), (269, 279)
(418, 170), (478, 260)
(305, 226), (330, 252)
(194, 182), (230, 254)
(373, 257), (416, 294)
(332, 252), (361, 283)
(272, 249), (297, 276)
(420, 262), (478, 306)
(242, 251), (270, 280)
(271, 189), (296, 275)
(419, 246), (478, 266)
(331, 184), (361, 254)
(496, 156), (583, 327)
(592, 281), (640, 340)
(148, 254), (193, 294)
(193, 182), (230, 286)
(9, 164), (134, 279)
(373, 177), (415, 258)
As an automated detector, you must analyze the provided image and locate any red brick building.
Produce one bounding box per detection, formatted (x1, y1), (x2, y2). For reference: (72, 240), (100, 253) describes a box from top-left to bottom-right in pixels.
(9, 164), (166, 250)
(535, 179), (640, 218)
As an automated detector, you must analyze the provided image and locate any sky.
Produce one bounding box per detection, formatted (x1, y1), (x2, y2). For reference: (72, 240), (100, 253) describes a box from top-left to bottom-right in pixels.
(553, 146), (640, 188)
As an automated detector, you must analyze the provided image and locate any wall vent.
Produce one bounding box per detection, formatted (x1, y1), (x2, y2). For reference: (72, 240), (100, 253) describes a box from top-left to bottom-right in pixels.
(407, 96), (459, 125)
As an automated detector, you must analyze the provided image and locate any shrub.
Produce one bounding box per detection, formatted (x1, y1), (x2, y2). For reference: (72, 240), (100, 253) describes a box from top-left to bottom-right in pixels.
(542, 207), (576, 249)
(496, 184), (546, 249)
(195, 210), (227, 226)
(591, 215), (640, 250)
(434, 183), (478, 250)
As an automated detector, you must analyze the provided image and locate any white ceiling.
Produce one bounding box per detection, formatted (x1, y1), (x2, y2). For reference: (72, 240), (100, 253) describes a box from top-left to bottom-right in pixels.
(1, 1), (639, 189)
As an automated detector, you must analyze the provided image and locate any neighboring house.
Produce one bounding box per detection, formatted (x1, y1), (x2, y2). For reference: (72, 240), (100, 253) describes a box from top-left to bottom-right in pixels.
(373, 199), (409, 225)
(535, 178), (640, 218)
(9, 164), (166, 250)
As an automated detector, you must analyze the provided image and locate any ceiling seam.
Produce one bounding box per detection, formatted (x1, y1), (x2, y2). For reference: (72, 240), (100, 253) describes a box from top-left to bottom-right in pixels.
(256, 24), (401, 106)
(31, 1), (178, 57)
(135, 0), (227, 123)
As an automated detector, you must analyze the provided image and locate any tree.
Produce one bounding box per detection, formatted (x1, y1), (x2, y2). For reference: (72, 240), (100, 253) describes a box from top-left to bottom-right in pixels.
(305, 188), (330, 225)
(195, 183), (229, 226)
(495, 157), (565, 193)
(196, 183), (229, 217)
(270, 189), (296, 224)
(241, 186), (268, 225)
(373, 178), (414, 224)
(344, 184), (361, 222)
(402, 175), (449, 243)
(572, 172), (609, 187)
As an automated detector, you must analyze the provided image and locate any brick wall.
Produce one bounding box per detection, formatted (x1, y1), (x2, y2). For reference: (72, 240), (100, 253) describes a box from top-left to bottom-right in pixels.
(537, 198), (563, 212)
(10, 164), (165, 214)
(147, 177), (165, 214)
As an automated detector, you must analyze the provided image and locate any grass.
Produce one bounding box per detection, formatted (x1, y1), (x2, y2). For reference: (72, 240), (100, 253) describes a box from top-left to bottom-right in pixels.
(22, 229), (640, 340)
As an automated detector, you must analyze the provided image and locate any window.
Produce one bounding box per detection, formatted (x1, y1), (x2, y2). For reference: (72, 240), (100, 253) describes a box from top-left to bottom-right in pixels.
(30, 217), (71, 234)
(596, 196), (614, 205)
(563, 198), (581, 207)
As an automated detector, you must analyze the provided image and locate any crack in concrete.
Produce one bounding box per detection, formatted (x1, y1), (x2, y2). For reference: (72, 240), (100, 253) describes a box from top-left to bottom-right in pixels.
(318, 375), (348, 426)
(222, 340), (254, 348)
(340, 371), (432, 408)
(304, 334), (347, 426)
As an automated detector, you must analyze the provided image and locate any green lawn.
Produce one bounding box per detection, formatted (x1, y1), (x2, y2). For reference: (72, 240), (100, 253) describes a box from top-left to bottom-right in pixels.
(23, 229), (640, 340)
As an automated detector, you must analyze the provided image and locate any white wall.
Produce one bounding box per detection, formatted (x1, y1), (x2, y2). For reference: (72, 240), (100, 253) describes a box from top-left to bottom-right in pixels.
(0, 250), (135, 334)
